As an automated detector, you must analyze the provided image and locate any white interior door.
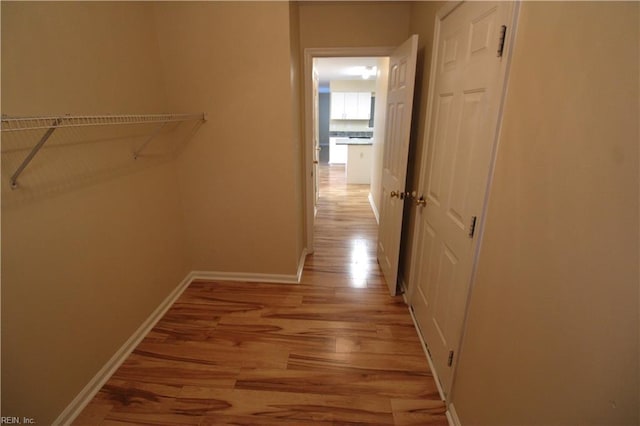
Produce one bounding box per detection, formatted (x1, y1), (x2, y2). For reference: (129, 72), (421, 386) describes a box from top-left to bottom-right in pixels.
(312, 67), (320, 213)
(409, 1), (516, 396)
(377, 35), (419, 296)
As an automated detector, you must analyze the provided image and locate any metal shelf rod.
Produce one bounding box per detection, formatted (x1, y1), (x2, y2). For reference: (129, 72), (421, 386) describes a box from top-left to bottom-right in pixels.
(1, 113), (206, 133)
(133, 122), (167, 160)
(3, 113), (206, 189)
(9, 118), (61, 189)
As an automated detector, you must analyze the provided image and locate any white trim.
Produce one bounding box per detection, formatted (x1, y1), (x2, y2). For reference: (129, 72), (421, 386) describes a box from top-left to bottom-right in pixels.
(303, 46), (394, 256)
(296, 248), (308, 282)
(55, 252), (309, 424)
(54, 271), (194, 425)
(438, 1), (463, 20)
(193, 250), (307, 285)
(192, 270), (299, 285)
(407, 304), (446, 402)
(368, 192), (380, 224)
(407, 302), (458, 425)
(447, 402), (462, 426)
(304, 50), (315, 254)
(448, 0), (521, 397)
(408, 304), (460, 426)
(404, 0), (521, 400)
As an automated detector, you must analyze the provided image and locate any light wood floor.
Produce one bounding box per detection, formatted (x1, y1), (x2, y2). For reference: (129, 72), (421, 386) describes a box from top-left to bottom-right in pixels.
(75, 164), (447, 425)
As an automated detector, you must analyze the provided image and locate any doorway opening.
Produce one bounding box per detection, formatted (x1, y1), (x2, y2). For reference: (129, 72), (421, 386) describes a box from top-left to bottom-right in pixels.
(315, 57), (378, 167)
(303, 48), (394, 255)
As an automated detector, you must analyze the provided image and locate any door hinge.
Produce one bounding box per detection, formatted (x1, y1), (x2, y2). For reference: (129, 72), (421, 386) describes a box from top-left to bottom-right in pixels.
(497, 25), (507, 58)
(468, 216), (477, 238)
(447, 350), (454, 367)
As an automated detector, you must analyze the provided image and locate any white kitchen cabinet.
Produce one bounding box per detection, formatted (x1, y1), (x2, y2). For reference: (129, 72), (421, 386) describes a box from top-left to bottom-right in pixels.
(330, 93), (346, 120)
(356, 93), (372, 119)
(330, 92), (371, 120)
(346, 142), (372, 184)
(329, 137), (348, 164)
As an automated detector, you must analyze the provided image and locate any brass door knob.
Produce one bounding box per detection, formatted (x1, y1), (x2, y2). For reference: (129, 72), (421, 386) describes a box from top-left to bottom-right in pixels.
(390, 190), (400, 198)
(416, 196), (427, 207)
(313, 160), (319, 164)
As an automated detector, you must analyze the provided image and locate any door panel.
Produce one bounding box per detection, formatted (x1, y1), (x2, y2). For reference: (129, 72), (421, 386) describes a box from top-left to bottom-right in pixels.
(432, 245), (457, 345)
(448, 91), (484, 227)
(312, 67), (320, 214)
(410, 1), (516, 396)
(377, 35), (419, 296)
(427, 95), (454, 205)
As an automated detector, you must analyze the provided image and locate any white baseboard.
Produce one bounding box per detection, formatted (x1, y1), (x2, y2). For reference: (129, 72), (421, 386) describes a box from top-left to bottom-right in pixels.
(54, 271), (194, 425)
(192, 250), (307, 285)
(368, 192), (380, 224)
(447, 402), (461, 426)
(406, 303), (447, 403)
(407, 304), (460, 426)
(54, 249), (309, 424)
(296, 248), (308, 282)
(190, 271), (299, 284)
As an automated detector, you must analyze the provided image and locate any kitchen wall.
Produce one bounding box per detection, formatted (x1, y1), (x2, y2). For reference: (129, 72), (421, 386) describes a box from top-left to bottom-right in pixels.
(449, 2), (639, 424)
(1, 3), (190, 424)
(319, 92), (331, 163)
(152, 2), (304, 276)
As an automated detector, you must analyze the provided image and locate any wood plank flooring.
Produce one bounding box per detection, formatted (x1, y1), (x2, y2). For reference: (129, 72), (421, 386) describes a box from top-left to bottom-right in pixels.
(74, 164), (447, 425)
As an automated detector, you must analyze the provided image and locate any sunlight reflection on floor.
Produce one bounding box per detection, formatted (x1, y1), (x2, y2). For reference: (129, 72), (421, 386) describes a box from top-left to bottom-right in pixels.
(349, 238), (370, 288)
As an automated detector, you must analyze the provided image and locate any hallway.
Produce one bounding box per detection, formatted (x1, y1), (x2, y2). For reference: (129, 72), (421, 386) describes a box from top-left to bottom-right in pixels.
(74, 164), (447, 425)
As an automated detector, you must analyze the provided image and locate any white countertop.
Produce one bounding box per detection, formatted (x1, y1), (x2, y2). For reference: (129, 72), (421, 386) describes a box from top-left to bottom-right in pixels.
(335, 138), (373, 146)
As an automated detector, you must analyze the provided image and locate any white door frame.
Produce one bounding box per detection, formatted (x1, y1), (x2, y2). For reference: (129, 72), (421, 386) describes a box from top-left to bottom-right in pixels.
(406, 0), (521, 403)
(303, 47), (394, 254)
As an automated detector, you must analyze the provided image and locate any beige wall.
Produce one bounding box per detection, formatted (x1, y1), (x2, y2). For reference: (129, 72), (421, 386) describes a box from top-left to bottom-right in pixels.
(451, 2), (639, 425)
(299, 1), (411, 49)
(1, 1), (415, 422)
(1, 2), (190, 424)
(152, 2), (303, 275)
(5, 2), (636, 425)
(289, 1), (305, 260)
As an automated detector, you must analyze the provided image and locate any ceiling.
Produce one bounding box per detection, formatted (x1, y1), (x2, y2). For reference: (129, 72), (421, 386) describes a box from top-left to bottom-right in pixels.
(314, 57), (379, 86)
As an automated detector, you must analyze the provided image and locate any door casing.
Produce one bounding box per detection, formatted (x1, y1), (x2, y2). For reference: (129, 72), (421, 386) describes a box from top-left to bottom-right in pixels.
(303, 47), (394, 254)
(406, 0), (521, 403)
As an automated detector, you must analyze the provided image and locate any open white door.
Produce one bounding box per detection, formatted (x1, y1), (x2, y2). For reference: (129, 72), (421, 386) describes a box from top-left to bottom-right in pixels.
(312, 66), (320, 215)
(377, 35), (419, 296)
(409, 1), (517, 396)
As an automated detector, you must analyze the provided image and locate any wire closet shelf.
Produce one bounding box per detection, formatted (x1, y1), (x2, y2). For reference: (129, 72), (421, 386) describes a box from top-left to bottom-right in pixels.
(1, 113), (207, 189)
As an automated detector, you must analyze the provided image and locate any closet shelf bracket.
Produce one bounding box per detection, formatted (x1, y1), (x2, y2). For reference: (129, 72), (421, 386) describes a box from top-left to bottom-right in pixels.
(1, 113), (206, 189)
(9, 117), (62, 189)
